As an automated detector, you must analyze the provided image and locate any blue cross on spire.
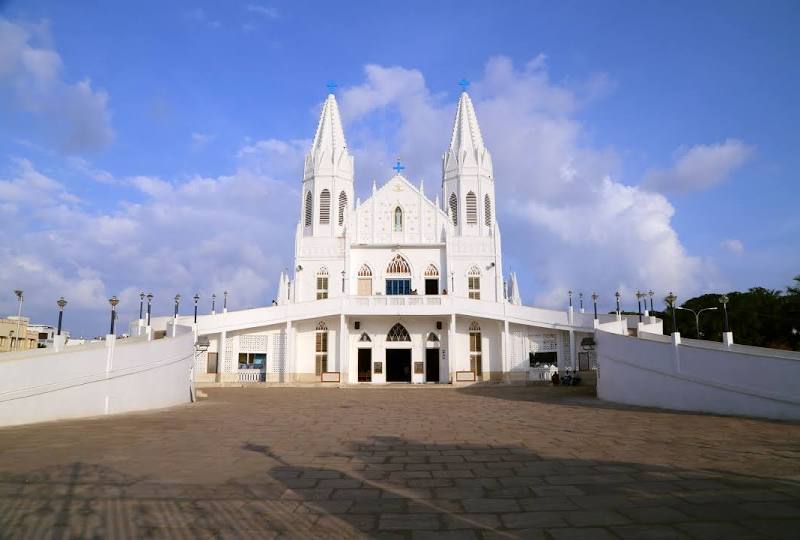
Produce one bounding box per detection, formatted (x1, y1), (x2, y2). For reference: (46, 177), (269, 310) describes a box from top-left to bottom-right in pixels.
(392, 159), (405, 174)
(458, 78), (470, 91)
(326, 80), (337, 93)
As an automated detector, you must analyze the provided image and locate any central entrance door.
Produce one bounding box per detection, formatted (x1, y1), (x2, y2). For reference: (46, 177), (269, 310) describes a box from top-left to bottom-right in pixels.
(425, 349), (439, 382)
(386, 349), (411, 382)
(358, 349), (372, 382)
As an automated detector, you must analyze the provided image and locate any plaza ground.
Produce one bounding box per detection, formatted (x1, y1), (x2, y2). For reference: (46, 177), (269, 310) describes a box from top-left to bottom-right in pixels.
(1, 386), (800, 539)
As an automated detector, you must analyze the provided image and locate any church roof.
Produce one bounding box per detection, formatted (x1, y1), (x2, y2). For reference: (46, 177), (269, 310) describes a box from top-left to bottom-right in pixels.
(310, 94), (347, 158)
(448, 91), (485, 156)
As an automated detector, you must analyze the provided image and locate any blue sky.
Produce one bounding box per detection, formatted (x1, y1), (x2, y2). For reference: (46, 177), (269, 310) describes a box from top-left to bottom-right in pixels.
(1, 0), (798, 336)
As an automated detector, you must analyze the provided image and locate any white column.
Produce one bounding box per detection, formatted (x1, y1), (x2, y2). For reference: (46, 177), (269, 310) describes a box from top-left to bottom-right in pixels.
(448, 313), (457, 382)
(500, 319), (509, 382)
(339, 313), (347, 381)
(723, 332), (734, 346)
(219, 330), (227, 382)
(285, 320), (293, 382)
(568, 329), (576, 371)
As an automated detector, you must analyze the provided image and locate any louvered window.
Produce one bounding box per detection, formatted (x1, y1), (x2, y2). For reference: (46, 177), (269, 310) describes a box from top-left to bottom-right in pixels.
(304, 191), (312, 228)
(484, 195), (492, 226)
(449, 193), (458, 226)
(338, 191), (347, 225)
(319, 189), (331, 224)
(466, 192), (477, 224)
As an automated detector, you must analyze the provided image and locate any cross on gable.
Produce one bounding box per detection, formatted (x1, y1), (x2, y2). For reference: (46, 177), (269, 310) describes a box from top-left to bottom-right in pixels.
(392, 159), (405, 174)
(326, 81), (337, 93)
(458, 78), (470, 91)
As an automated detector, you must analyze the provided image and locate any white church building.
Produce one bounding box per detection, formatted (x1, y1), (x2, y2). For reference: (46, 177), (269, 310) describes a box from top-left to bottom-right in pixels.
(149, 90), (623, 384)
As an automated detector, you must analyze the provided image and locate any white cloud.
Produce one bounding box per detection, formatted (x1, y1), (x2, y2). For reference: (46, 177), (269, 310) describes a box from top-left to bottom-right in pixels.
(642, 139), (754, 194)
(191, 131), (216, 151)
(720, 238), (744, 255)
(68, 156), (115, 183)
(338, 57), (715, 308)
(245, 4), (279, 18)
(0, 18), (114, 153)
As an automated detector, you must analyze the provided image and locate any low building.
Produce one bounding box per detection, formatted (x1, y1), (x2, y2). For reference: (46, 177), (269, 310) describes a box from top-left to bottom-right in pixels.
(27, 324), (70, 348)
(0, 317), (38, 353)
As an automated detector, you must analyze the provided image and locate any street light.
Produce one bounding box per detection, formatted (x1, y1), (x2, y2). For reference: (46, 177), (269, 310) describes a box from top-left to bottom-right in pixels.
(223, 290), (228, 312)
(666, 292), (677, 335)
(13, 290), (23, 350)
(174, 294), (181, 317)
(211, 293), (216, 314)
(56, 297), (67, 336)
(719, 294), (730, 333)
(635, 290), (645, 323)
(591, 292), (599, 321)
(193, 293), (200, 323)
(568, 290), (573, 308)
(579, 292), (584, 312)
(676, 305), (717, 338)
(648, 290), (654, 313)
(146, 293), (153, 326)
(139, 292), (145, 320)
(615, 290), (620, 316)
(341, 270), (346, 293)
(108, 296), (119, 335)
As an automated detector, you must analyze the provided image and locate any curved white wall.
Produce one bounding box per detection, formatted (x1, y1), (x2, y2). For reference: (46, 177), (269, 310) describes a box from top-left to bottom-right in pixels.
(596, 330), (800, 420)
(0, 326), (195, 427)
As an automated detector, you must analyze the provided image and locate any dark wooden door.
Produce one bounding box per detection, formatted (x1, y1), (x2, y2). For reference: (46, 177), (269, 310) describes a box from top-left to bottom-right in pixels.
(358, 349), (372, 382)
(425, 348), (439, 382)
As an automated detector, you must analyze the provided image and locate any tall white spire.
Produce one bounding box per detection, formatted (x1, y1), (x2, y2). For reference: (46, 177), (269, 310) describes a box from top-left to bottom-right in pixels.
(443, 91), (492, 176)
(448, 92), (485, 156)
(304, 93), (353, 180)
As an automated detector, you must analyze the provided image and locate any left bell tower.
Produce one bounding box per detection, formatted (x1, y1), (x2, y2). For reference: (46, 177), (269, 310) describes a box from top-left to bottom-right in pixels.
(300, 92), (354, 238)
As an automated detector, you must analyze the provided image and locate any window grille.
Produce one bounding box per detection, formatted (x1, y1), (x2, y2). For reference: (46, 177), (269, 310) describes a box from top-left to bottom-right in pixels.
(387, 323), (411, 342)
(316, 268), (329, 300)
(484, 195), (492, 226)
(466, 191), (477, 224)
(304, 191), (312, 227)
(338, 191), (347, 225)
(449, 193), (458, 225)
(319, 189), (331, 224)
(424, 264), (439, 277)
(357, 264), (372, 277)
(386, 254), (411, 275)
(467, 266), (481, 300)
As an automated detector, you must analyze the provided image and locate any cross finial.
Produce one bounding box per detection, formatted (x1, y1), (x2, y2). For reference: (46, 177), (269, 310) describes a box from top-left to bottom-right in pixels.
(458, 78), (470, 91)
(392, 159), (405, 174)
(326, 80), (337, 93)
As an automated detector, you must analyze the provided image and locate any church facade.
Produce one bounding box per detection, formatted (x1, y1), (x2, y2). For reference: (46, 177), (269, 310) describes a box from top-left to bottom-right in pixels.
(153, 90), (604, 384)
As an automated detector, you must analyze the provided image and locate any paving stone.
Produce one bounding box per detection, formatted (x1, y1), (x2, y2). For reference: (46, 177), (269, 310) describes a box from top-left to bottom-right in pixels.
(379, 513), (440, 530)
(462, 498), (521, 513)
(612, 524), (691, 539)
(548, 527), (619, 540)
(565, 509), (632, 526)
(675, 521), (766, 539)
(500, 511), (566, 528)
(618, 506), (692, 523)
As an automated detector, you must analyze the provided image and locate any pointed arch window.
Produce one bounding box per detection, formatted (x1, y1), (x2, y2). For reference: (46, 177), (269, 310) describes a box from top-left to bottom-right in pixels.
(304, 191), (313, 228)
(338, 191), (347, 226)
(357, 264), (373, 296)
(319, 189), (331, 224)
(386, 255), (411, 295)
(359, 332), (372, 342)
(449, 193), (458, 226)
(484, 195), (492, 227)
(386, 254), (411, 275)
(467, 265), (481, 300)
(469, 321), (482, 376)
(466, 191), (477, 224)
(393, 207), (403, 232)
(315, 322), (328, 375)
(316, 267), (329, 300)
(424, 263), (439, 295)
(426, 332), (439, 342)
(387, 323), (411, 342)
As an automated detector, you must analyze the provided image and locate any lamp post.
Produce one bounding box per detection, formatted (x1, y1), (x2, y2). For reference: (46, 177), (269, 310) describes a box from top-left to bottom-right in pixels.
(648, 290), (654, 313)
(13, 290), (23, 350)
(56, 297), (67, 336)
(579, 292), (584, 313)
(341, 270), (346, 293)
(146, 293), (153, 326)
(676, 306), (717, 338)
(174, 294), (181, 318)
(592, 292), (599, 321)
(109, 296), (119, 335)
(666, 292), (677, 335)
(719, 294), (730, 333)
(139, 292), (145, 320)
(615, 291), (620, 316)
(568, 290), (573, 308)
(223, 290), (228, 313)
(193, 293), (199, 324)
(635, 290), (644, 323)
(211, 293), (216, 314)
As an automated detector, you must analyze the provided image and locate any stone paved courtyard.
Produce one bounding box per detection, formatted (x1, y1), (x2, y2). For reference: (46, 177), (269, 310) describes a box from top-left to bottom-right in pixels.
(1, 385), (800, 539)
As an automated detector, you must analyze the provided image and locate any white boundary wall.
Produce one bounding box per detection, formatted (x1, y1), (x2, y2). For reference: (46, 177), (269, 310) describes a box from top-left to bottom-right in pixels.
(0, 325), (195, 427)
(597, 330), (800, 420)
